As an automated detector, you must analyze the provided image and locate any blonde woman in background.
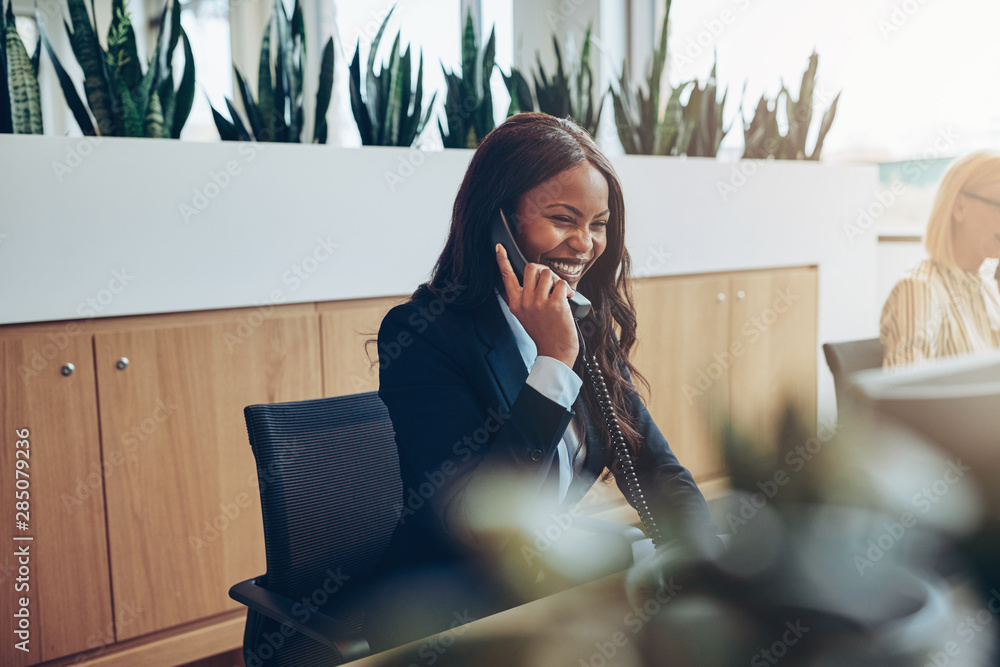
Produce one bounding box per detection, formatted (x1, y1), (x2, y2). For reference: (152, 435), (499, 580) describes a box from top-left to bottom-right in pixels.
(881, 150), (1000, 367)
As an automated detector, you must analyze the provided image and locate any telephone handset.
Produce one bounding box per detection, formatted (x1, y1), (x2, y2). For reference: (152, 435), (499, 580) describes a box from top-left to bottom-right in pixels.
(492, 208), (665, 547)
(492, 209), (593, 320)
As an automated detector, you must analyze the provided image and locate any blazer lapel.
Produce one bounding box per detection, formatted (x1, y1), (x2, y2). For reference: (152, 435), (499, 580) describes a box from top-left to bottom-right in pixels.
(472, 294), (528, 411)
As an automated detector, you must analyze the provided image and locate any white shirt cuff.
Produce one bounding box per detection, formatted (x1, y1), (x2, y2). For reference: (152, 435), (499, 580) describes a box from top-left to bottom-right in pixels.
(525, 356), (583, 409)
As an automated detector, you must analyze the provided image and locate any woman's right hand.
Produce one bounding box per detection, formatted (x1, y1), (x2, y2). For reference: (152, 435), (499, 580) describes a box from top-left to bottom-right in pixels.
(496, 243), (580, 368)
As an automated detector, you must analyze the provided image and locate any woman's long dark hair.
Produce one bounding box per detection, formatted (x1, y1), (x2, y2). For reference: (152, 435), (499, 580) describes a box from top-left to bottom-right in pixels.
(368, 112), (651, 476)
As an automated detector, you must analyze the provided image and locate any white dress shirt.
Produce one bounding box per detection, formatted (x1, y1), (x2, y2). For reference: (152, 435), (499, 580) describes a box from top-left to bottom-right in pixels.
(494, 289), (586, 502)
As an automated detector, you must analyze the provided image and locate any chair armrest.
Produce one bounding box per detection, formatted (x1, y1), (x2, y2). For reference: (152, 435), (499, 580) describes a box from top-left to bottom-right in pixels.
(229, 577), (370, 662)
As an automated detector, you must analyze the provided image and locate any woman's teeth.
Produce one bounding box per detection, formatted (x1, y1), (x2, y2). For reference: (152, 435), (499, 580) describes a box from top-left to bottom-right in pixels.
(544, 259), (583, 277)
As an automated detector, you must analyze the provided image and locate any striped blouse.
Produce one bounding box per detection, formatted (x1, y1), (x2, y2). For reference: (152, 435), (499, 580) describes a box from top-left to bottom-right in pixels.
(880, 258), (1000, 368)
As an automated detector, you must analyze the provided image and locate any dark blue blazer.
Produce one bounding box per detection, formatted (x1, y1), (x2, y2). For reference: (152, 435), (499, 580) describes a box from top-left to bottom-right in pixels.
(374, 289), (716, 576)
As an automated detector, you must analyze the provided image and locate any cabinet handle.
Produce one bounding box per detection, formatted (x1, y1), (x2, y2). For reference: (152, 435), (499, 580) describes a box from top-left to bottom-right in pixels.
(61, 363), (75, 377)
(717, 293), (726, 302)
(737, 290), (746, 300)
(116, 357), (129, 371)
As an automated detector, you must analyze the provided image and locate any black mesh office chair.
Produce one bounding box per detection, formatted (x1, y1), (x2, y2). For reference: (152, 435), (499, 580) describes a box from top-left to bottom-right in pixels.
(230, 390), (645, 665)
(823, 338), (884, 415)
(230, 391), (401, 666)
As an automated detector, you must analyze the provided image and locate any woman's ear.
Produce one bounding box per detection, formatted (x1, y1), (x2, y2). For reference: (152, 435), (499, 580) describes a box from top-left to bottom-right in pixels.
(953, 193), (966, 225)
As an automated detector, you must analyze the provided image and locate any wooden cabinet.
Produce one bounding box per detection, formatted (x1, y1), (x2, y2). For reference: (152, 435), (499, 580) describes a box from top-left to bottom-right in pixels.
(1, 334), (114, 664)
(93, 313), (323, 639)
(632, 266), (818, 480)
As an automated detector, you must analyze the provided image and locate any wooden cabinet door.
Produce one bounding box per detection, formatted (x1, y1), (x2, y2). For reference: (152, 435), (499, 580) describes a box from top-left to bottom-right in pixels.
(1, 334), (114, 664)
(632, 274), (731, 480)
(729, 267), (818, 456)
(93, 314), (322, 640)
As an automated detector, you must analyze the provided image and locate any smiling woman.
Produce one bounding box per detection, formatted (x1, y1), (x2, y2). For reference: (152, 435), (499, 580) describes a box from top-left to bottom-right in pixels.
(881, 150), (1000, 367)
(363, 111), (720, 652)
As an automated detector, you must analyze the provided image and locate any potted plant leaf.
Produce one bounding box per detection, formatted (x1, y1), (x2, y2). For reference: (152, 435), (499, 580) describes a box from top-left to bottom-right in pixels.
(37, 0), (194, 138)
(211, 0), (335, 143)
(1, 0), (43, 134)
(502, 21), (603, 139)
(743, 51), (840, 160)
(439, 9), (495, 149)
(685, 58), (736, 158)
(348, 3), (437, 147)
(610, 0), (697, 155)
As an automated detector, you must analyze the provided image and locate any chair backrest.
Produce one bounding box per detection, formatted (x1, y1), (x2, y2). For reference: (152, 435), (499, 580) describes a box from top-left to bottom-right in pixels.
(823, 338), (884, 415)
(243, 391), (402, 644)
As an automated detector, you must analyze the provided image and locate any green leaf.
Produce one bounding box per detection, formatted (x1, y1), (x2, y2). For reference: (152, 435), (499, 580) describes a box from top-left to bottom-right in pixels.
(37, 12), (95, 135)
(114, 69), (141, 136)
(0, 0), (12, 133)
(164, 0), (181, 81)
(365, 4), (395, 140)
(257, 14), (274, 140)
(29, 32), (39, 80)
(107, 0), (141, 91)
(385, 43), (408, 145)
(143, 88), (165, 137)
(234, 66), (262, 141)
(66, 0), (117, 135)
(170, 27), (195, 138)
(312, 36), (334, 143)
(224, 97), (252, 141)
(348, 42), (372, 144)
(378, 32), (403, 146)
(210, 96), (241, 141)
(5, 18), (43, 133)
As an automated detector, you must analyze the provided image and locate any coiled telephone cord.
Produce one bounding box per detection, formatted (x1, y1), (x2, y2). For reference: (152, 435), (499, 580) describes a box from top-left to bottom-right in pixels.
(575, 320), (664, 547)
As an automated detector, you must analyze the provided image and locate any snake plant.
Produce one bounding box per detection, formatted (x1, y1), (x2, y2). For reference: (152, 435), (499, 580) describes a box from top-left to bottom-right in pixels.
(1, 0), (43, 134)
(211, 0), (334, 143)
(439, 9), (495, 149)
(610, 0), (696, 155)
(685, 59), (735, 158)
(348, 3), (437, 147)
(501, 22), (603, 138)
(743, 51), (840, 160)
(37, 0), (193, 137)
